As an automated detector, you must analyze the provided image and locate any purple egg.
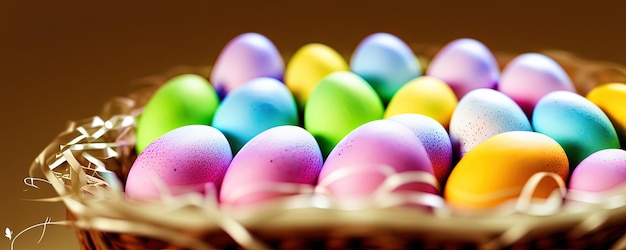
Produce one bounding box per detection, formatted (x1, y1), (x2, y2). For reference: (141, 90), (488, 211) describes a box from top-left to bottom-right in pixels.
(569, 149), (626, 193)
(210, 33), (284, 98)
(426, 38), (499, 98)
(499, 53), (575, 116)
(387, 114), (453, 185)
(125, 125), (232, 201)
(220, 126), (323, 206)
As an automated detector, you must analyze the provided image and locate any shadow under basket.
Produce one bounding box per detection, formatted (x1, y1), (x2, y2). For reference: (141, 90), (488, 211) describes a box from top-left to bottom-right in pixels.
(31, 49), (626, 250)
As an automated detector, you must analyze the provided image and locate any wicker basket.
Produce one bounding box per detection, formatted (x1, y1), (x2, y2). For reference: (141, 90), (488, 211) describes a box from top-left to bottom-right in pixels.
(30, 47), (626, 250)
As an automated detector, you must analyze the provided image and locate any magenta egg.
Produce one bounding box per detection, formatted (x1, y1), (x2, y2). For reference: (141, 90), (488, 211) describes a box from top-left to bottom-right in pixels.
(318, 120), (436, 200)
(220, 126), (323, 206)
(125, 125), (232, 201)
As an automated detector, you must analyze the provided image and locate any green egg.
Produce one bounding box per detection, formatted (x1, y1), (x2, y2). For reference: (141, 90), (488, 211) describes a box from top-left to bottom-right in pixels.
(136, 74), (219, 153)
(304, 71), (384, 157)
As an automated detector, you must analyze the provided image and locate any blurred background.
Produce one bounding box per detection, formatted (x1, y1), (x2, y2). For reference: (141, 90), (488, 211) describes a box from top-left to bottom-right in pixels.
(1, 1), (625, 249)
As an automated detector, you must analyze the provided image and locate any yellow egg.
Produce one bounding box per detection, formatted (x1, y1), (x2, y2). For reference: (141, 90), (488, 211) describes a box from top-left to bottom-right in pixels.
(384, 76), (458, 128)
(587, 83), (626, 143)
(444, 131), (569, 210)
(285, 43), (349, 108)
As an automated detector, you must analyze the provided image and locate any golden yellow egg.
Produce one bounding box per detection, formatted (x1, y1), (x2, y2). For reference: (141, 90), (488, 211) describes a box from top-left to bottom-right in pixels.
(285, 43), (349, 108)
(384, 76), (457, 128)
(444, 131), (569, 210)
(586, 83), (626, 143)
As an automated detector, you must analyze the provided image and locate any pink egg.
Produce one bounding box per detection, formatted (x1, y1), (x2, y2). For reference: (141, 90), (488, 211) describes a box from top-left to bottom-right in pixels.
(387, 114), (453, 185)
(210, 33), (284, 98)
(125, 125), (232, 200)
(318, 120), (436, 200)
(569, 149), (626, 193)
(426, 38), (499, 98)
(498, 53), (575, 116)
(220, 126), (323, 206)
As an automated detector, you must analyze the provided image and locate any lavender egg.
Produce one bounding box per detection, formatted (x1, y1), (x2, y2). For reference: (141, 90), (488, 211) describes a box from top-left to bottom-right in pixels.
(210, 33), (284, 98)
(426, 38), (499, 98)
(220, 126), (323, 206)
(351, 33), (421, 104)
(449, 88), (532, 158)
(125, 125), (232, 201)
(388, 114), (453, 185)
(499, 53), (575, 116)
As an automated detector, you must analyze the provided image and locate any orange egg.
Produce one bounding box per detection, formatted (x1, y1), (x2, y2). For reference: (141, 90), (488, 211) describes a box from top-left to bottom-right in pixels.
(444, 131), (569, 209)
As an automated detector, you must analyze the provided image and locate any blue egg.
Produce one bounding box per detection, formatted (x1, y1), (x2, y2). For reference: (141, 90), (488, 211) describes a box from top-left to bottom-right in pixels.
(212, 77), (299, 153)
(533, 91), (620, 167)
(350, 33), (421, 104)
(449, 88), (532, 158)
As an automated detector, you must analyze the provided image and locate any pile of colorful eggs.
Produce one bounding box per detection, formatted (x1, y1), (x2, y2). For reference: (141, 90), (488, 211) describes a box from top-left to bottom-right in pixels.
(123, 32), (626, 211)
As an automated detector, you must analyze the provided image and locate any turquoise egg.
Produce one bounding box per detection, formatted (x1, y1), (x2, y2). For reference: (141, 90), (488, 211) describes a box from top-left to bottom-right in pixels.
(212, 77), (299, 154)
(350, 33), (421, 104)
(533, 91), (620, 167)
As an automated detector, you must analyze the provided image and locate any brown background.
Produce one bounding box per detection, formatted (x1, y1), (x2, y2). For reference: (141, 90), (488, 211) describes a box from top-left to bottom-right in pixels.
(2, 1), (626, 249)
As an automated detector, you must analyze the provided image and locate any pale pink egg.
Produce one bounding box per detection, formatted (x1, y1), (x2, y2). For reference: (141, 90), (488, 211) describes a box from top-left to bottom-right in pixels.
(569, 149), (626, 193)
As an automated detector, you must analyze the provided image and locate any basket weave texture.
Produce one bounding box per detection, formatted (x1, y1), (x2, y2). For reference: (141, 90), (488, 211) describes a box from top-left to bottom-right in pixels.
(30, 48), (626, 250)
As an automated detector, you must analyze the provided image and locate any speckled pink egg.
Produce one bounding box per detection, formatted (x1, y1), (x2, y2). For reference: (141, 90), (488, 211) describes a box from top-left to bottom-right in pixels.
(569, 149), (626, 193)
(210, 33), (284, 98)
(387, 114), (453, 185)
(498, 53), (575, 116)
(426, 38), (499, 98)
(220, 125), (323, 206)
(125, 125), (232, 200)
(318, 120), (436, 199)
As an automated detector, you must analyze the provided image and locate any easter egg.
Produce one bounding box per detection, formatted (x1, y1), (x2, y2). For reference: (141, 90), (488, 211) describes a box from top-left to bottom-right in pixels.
(533, 91), (620, 167)
(212, 77), (299, 154)
(284, 43), (348, 108)
(569, 149), (626, 193)
(449, 88), (532, 158)
(135, 74), (219, 153)
(384, 76), (458, 128)
(210, 33), (284, 98)
(351, 33), (421, 104)
(220, 126), (323, 206)
(587, 83), (626, 145)
(318, 120), (436, 200)
(126, 125), (232, 201)
(445, 131), (569, 209)
(426, 38), (499, 98)
(304, 71), (384, 156)
(498, 53), (575, 116)
(388, 114), (453, 185)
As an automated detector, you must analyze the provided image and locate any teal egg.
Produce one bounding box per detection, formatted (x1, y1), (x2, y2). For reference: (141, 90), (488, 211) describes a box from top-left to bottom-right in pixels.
(350, 33), (421, 104)
(135, 74), (219, 153)
(533, 91), (620, 167)
(212, 77), (299, 154)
